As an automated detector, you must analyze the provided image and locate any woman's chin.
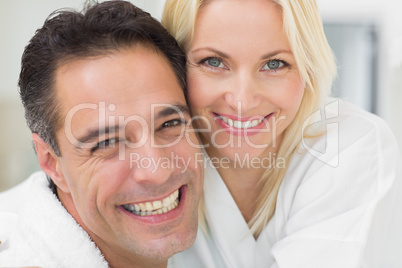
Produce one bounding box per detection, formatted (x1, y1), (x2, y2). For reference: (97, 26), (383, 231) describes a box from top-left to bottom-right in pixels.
(205, 143), (273, 167)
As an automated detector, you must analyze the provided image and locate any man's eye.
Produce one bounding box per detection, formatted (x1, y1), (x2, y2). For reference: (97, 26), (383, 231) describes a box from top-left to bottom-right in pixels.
(261, 59), (286, 70)
(161, 119), (186, 128)
(202, 57), (225, 68)
(91, 138), (118, 152)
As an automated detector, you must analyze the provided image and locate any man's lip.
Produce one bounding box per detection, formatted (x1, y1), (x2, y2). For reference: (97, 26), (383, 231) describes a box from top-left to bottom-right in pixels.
(123, 187), (181, 206)
(119, 185), (187, 224)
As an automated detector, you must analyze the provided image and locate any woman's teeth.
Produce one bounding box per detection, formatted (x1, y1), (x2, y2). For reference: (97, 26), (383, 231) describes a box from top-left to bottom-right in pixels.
(220, 116), (265, 129)
(123, 189), (179, 216)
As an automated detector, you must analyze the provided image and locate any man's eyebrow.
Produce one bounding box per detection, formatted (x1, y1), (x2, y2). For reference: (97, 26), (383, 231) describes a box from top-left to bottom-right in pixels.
(156, 104), (190, 118)
(76, 125), (123, 145)
(74, 105), (189, 145)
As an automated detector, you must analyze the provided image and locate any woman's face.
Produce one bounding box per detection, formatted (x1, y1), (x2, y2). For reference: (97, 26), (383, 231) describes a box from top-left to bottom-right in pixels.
(187, 0), (305, 162)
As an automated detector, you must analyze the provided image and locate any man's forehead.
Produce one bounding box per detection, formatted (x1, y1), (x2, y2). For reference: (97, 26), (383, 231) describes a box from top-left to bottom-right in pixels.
(53, 45), (186, 123)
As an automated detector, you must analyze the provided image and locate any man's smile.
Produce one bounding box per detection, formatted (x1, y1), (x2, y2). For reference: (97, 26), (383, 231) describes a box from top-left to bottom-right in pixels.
(122, 188), (180, 216)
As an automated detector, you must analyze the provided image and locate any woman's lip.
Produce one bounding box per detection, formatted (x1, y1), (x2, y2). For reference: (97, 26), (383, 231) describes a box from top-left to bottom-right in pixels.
(119, 185), (187, 224)
(213, 112), (266, 122)
(213, 112), (274, 136)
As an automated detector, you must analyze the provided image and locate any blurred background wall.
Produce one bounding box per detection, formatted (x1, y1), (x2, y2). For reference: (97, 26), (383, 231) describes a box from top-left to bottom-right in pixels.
(0, 0), (401, 192)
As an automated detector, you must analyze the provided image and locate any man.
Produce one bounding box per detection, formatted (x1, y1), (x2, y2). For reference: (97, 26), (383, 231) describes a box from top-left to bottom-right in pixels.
(0, 1), (203, 267)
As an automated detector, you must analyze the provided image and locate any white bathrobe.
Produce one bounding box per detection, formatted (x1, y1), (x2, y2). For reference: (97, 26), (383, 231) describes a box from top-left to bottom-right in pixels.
(170, 101), (402, 268)
(0, 171), (109, 267)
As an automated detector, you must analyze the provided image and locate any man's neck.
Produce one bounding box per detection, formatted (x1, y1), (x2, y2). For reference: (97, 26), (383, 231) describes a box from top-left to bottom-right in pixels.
(106, 257), (168, 268)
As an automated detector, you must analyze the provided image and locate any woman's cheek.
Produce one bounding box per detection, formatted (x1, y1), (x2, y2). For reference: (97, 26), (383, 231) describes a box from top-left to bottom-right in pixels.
(187, 75), (209, 110)
(269, 76), (305, 112)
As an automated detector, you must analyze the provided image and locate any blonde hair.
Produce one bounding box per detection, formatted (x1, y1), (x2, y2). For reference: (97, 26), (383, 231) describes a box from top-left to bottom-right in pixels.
(162, 0), (337, 237)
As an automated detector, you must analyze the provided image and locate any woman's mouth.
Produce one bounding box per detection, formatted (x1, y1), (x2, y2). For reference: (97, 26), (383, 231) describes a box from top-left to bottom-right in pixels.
(214, 113), (273, 135)
(219, 115), (265, 129)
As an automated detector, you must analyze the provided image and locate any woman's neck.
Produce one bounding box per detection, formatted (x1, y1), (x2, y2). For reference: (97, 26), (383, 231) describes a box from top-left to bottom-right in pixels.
(206, 146), (279, 224)
(219, 164), (265, 223)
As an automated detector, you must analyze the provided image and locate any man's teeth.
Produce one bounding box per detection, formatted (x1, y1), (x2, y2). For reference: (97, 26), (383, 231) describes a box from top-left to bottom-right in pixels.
(220, 116), (265, 129)
(123, 189), (180, 216)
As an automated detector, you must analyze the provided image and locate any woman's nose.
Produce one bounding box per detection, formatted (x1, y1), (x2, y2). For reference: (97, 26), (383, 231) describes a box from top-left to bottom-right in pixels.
(223, 72), (261, 114)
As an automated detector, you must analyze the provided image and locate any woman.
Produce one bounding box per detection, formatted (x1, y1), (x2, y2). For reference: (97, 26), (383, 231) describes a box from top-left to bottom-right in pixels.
(162, 0), (402, 267)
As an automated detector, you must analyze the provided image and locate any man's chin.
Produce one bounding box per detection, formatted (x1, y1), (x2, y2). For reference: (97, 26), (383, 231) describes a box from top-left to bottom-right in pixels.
(144, 224), (198, 259)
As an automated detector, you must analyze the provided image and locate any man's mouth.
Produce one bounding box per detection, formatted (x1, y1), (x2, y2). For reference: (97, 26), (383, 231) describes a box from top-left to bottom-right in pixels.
(123, 189), (180, 216)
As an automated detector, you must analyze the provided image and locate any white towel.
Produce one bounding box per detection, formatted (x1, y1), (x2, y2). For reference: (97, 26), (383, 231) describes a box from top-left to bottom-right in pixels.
(0, 171), (109, 268)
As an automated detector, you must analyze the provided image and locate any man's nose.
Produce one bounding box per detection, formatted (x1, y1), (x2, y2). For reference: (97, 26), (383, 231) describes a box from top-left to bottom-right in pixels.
(128, 142), (173, 185)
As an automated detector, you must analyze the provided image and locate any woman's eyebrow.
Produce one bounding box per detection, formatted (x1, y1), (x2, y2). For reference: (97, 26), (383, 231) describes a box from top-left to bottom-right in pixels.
(190, 47), (292, 61)
(189, 47), (230, 59)
(261, 50), (293, 60)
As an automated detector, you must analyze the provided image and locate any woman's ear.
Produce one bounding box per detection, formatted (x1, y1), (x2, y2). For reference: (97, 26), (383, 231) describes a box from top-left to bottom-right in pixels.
(32, 133), (70, 194)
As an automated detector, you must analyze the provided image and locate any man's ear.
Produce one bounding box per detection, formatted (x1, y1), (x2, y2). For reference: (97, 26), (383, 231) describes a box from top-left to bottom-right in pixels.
(32, 133), (70, 194)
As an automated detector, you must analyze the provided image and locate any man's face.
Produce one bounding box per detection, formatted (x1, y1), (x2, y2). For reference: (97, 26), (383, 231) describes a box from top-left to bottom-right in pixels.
(52, 45), (203, 266)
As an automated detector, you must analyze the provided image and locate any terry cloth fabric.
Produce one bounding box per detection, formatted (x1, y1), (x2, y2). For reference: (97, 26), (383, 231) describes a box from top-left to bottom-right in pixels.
(0, 171), (109, 267)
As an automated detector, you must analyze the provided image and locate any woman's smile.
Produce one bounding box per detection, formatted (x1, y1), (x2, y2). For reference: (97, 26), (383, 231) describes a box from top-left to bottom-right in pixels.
(213, 112), (275, 136)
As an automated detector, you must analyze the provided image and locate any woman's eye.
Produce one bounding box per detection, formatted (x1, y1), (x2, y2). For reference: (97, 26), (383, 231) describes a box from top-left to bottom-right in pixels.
(92, 138), (118, 152)
(261, 60), (285, 70)
(203, 57), (225, 68)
